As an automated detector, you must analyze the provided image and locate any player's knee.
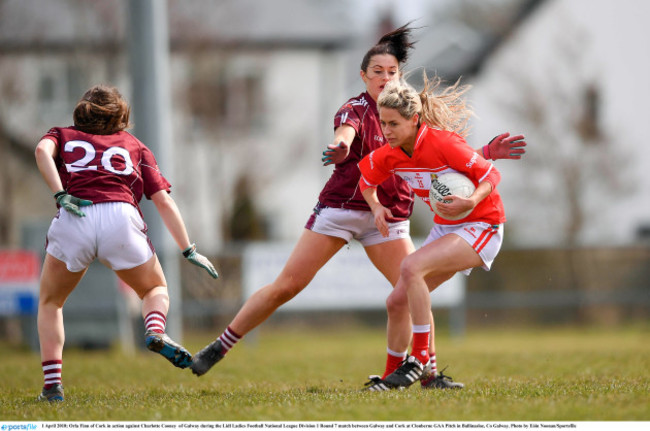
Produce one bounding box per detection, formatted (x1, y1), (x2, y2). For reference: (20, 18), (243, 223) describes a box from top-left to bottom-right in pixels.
(39, 293), (65, 309)
(386, 289), (408, 315)
(400, 256), (425, 283)
(139, 286), (168, 302)
(267, 277), (308, 305)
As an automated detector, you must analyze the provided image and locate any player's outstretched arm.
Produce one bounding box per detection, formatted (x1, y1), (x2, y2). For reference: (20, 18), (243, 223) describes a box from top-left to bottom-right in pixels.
(480, 133), (526, 160)
(322, 124), (356, 166)
(151, 190), (218, 279)
(182, 244), (218, 279)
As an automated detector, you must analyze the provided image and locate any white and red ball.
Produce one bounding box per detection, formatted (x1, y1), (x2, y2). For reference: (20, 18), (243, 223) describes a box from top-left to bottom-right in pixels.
(429, 172), (476, 220)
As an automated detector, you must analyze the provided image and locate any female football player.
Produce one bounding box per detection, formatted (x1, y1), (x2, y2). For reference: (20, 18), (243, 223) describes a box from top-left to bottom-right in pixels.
(34, 85), (218, 402)
(357, 76), (506, 390)
(191, 24), (523, 389)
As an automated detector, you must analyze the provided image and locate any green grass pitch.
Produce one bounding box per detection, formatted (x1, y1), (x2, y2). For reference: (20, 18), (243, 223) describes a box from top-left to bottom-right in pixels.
(1, 323), (648, 421)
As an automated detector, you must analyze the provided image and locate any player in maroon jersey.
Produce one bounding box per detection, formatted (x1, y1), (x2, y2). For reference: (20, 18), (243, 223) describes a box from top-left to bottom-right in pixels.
(34, 85), (218, 402)
(190, 24), (525, 385)
(358, 76), (506, 390)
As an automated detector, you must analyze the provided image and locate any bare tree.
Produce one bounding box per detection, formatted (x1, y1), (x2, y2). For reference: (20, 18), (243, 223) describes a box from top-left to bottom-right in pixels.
(495, 15), (630, 247)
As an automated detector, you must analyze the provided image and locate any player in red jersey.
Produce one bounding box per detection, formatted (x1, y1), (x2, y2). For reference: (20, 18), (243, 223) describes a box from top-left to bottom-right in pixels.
(358, 75), (506, 390)
(190, 24), (524, 385)
(34, 85), (218, 402)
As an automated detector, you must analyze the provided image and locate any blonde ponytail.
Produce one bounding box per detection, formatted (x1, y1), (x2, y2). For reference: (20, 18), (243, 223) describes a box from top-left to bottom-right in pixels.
(378, 72), (473, 137)
(419, 73), (473, 137)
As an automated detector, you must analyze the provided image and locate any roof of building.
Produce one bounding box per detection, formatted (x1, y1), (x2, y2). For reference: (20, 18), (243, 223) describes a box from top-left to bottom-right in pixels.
(0, 0), (358, 52)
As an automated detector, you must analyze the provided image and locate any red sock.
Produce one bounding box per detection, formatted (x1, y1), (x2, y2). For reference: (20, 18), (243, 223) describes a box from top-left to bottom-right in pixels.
(42, 359), (62, 389)
(382, 349), (407, 379)
(411, 325), (430, 365)
(144, 311), (166, 334)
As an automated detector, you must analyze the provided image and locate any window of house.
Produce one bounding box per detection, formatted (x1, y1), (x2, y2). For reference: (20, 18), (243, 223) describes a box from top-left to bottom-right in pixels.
(577, 84), (601, 142)
(38, 61), (85, 123)
(218, 72), (263, 131)
(188, 56), (265, 135)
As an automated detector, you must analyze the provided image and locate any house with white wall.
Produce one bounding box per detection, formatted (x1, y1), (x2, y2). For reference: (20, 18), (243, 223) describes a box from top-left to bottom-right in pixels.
(0, 0), (358, 252)
(470, 0), (650, 247)
(2, 0), (646, 252)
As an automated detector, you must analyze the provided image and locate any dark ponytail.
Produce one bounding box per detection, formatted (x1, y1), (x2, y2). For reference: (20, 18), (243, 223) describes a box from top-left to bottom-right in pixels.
(360, 22), (418, 71)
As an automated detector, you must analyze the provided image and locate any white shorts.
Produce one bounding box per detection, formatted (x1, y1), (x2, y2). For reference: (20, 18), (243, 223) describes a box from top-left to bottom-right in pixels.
(46, 202), (154, 272)
(305, 203), (410, 247)
(422, 222), (504, 275)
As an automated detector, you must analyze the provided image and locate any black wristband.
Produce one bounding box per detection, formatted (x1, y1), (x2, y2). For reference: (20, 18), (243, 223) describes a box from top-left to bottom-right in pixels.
(53, 191), (66, 200)
(182, 243), (196, 258)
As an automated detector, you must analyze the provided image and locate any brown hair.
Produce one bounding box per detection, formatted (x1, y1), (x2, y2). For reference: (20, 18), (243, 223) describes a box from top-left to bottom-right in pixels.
(73, 85), (132, 135)
(360, 22), (417, 72)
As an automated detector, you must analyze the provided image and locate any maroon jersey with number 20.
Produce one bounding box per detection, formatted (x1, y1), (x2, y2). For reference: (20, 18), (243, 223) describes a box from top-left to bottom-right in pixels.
(42, 127), (171, 215)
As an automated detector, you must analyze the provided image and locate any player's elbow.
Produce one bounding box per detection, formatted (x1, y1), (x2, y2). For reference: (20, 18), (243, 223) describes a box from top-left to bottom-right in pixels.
(34, 141), (51, 163)
(489, 166), (501, 188)
(492, 168), (501, 187)
(151, 190), (175, 212)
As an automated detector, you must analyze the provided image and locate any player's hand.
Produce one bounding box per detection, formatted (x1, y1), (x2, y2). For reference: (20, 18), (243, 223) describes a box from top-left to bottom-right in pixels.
(482, 133), (526, 160)
(54, 191), (93, 217)
(434, 195), (474, 219)
(183, 244), (219, 279)
(370, 206), (392, 238)
(322, 141), (350, 166)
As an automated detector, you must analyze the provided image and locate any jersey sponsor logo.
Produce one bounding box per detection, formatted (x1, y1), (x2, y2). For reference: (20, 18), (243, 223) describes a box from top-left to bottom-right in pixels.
(350, 97), (369, 108)
(396, 172), (431, 191)
(414, 172), (425, 189)
(373, 135), (384, 143)
(466, 152), (478, 168)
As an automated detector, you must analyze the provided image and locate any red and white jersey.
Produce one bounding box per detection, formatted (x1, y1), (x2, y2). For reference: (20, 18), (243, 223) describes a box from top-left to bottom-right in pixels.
(358, 124), (506, 226)
(317, 92), (414, 220)
(42, 127), (171, 213)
